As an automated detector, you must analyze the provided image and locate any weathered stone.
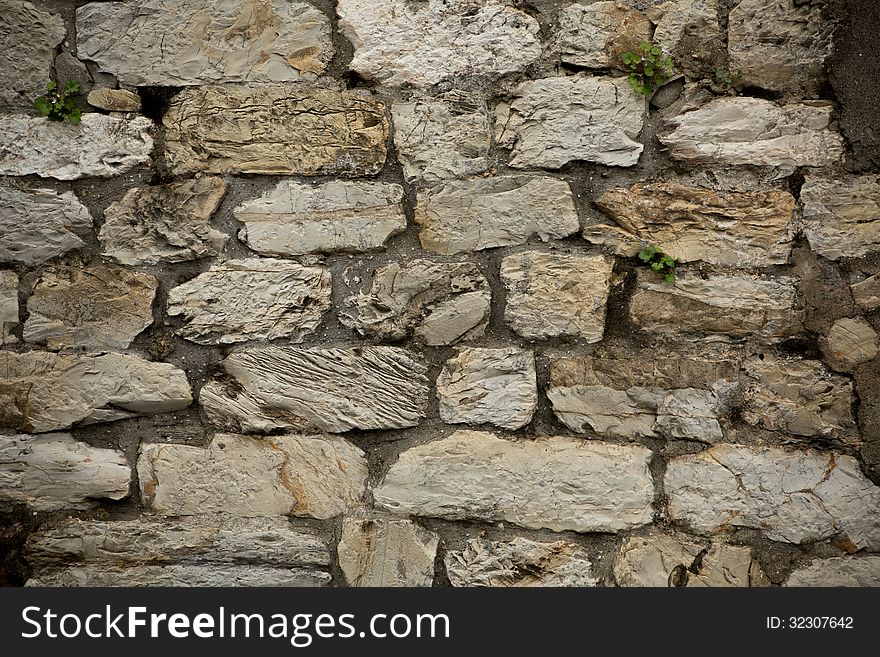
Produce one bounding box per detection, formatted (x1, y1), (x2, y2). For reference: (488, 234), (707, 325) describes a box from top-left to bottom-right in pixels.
(76, 0), (332, 86)
(54, 53), (93, 96)
(557, 0), (652, 69)
(437, 348), (537, 430)
(659, 98), (844, 167)
(86, 88), (141, 112)
(820, 317), (880, 373)
(24, 264), (157, 351)
(99, 177), (228, 266)
(665, 444), (880, 548)
(392, 92), (491, 183)
(0, 114), (153, 179)
(200, 347), (428, 433)
(688, 543), (770, 587)
(0, 434), (130, 511)
(629, 271), (803, 341)
(592, 182), (795, 267)
(234, 180), (405, 256)
(416, 177), (580, 255)
(27, 564), (329, 587)
(0, 1), (65, 108)
(338, 518), (438, 587)
(166, 259), (331, 345)
(374, 431), (655, 533)
(341, 260), (490, 346)
(500, 251), (614, 341)
(0, 351), (191, 433)
(800, 175), (880, 260)
(163, 85), (387, 176)
(138, 434), (367, 520)
(446, 538), (598, 587)
(852, 274), (880, 312)
(495, 76), (645, 168)
(785, 556), (880, 587)
(648, 0), (722, 78)
(338, 0), (541, 86)
(0, 271), (18, 346)
(0, 187), (92, 265)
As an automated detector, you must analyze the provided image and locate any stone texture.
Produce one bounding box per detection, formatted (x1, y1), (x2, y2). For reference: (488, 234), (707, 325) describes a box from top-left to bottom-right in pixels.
(27, 564), (329, 587)
(76, 0), (332, 86)
(557, 0), (652, 69)
(0, 1), (65, 108)
(200, 347), (429, 433)
(500, 251), (614, 342)
(437, 348), (537, 430)
(800, 175), (880, 260)
(0, 187), (93, 265)
(374, 431), (655, 533)
(648, 0), (722, 78)
(0, 271), (18, 346)
(0, 114), (153, 179)
(0, 434), (130, 511)
(785, 556), (880, 587)
(86, 88), (141, 112)
(163, 85), (387, 176)
(688, 543), (770, 587)
(23, 264), (157, 351)
(665, 444), (880, 548)
(138, 434), (367, 520)
(659, 98), (844, 167)
(820, 317), (880, 373)
(852, 274), (880, 312)
(445, 538), (598, 587)
(99, 177), (228, 266)
(234, 180), (405, 256)
(338, 0), (541, 87)
(166, 259), (331, 345)
(0, 351), (191, 433)
(338, 518), (438, 587)
(415, 176), (579, 255)
(495, 76), (645, 169)
(341, 260), (490, 346)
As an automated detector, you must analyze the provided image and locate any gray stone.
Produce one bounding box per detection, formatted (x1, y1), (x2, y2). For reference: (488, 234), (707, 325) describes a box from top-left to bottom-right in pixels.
(0, 271), (18, 345)
(557, 1), (652, 69)
(785, 556), (880, 587)
(0, 1), (65, 108)
(54, 53), (93, 95)
(800, 175), (880, 260)
(852, 274), (880, 312)
(648, 0), (722, 78)
(820, 317), (880, 373)
(27, 564), (329, 587)
(338, 518), (438, 587)
(86, 88), (141, 112)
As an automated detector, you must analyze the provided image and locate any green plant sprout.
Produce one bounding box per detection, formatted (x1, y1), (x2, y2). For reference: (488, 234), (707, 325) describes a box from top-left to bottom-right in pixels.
(621, 42), (675, 96)
(714, 67), (743, 94)
(638, 245), (677, 283)
(34, 80), (82, 124)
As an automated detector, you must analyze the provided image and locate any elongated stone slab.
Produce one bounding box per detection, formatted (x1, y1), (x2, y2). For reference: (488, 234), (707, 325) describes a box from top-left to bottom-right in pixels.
(0, 270), (18, 345)
(785, 556), (880, 587)
(27, 564), (329, 587)
(800, 175), (880, 260)
(0, 0), (65, 108)
(338, 518), (438, 587)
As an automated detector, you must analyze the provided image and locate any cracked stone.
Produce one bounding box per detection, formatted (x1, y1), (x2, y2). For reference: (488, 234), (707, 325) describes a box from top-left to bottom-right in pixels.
(820, 317), (880, 373)
(27, 564), (329, 587)
(800, 175), (880, 260)
(338, 518), (438, 587)
(0, 1), (65, 109)
(86, 88), (141, 112)
(557, 0), (652, 69)
(0, 271), (18, 346)
(785, 556), (880, 587)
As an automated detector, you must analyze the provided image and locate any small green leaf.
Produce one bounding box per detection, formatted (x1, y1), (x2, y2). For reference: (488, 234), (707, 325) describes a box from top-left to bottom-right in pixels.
(651, 45), (662, 55)
(663, 273), (676, 284)
(66, 109), (82, 125)
(644, 67), (654, 77)
(65, 80), (81, 93)
(46, 81), (57, 91)
(651, 262), (664, 272)
(638, 247), (655, 262)
(34, 97), (51, 115)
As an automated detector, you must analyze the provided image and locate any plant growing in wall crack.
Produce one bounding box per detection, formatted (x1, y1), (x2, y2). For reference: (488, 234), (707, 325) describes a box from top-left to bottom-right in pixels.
(621, 42), (674, 96)
(638, 245), (677, 283)
(34, 81), (82, 124)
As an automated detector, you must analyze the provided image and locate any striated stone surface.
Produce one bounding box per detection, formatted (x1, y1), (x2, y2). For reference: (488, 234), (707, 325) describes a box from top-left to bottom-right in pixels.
(0, 434), (130, 511)
(785, 556), (880, 587)
(138, 434), (367, 520)
(338, 518), (438, 587)
(338, 0), (541, 87)
(659, 98), (844, 167)
(852, 274), (880, 312)
(163, 85), (387, 176)
(500, 251), (615, 342)
(167, 259), (331, 345)
(437, 348), (537, 430)
(0, 187), (93, 265)
(200, 347), (429, 433)
(557, 0), (652, 69)
(495, 76), (645, 169)
(27, 564), (328, 587)
(0, 271), (18, 345)
(100, 177), (228, 266)
(341, 260), (490, 346)
(86, 88), (141, 112)
(0, 113), (153, 179)
(665, 444), (880, 548)
(415, 176), (579, 255)
(446, 537), (598, 587)
(374, 431), (655, 533)
(0, 1), (65, 108)
(800, 175), (880, 260)
(234, 180), (405, 256)
(820, 317), (880, 373)
(0, 351), (191, 433)
(24, 264), (157, 351)
(77, 0), (332, 86)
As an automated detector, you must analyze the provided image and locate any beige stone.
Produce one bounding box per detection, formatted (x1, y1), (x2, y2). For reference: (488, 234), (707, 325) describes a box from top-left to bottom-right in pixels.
(338, 518), (438, 587)
(557, 1), (652, 69)
(820, 317), (880, 372)
(800, 175), (880, 260)
(86, 88), (141, 112)
(852, 274), (880, 312)
(0, 270), (18, 345)
(785, 556), (880, 587)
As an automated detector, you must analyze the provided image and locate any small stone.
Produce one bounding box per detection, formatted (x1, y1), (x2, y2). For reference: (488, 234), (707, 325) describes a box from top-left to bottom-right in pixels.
(852, 274), (880, 312)
(0, 271), (18, 345)
(820, 317), (880, 373)
(87, 88), (141, 112)
(54, 53), (93, 95)
(338, 518), (438, 587)
(800, 175), (880, 260)
(785, 556), (880, 587)
(0, 1), (65, 108)
(557, 0), (652, 69)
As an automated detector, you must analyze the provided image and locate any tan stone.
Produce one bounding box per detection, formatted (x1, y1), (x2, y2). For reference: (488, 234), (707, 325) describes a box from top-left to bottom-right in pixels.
(852, 274), (880, 312)
(800, 175), (880, 260)
(557, 1), (652, 69)
(86, 88), (141, 112)
(338, 518), (438, 587)
(0, 270), (18, 345)
(820, 317), (880, 372)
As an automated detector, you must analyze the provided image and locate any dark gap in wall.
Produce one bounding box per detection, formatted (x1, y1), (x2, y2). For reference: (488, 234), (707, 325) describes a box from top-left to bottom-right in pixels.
(137, 86), (178, 124)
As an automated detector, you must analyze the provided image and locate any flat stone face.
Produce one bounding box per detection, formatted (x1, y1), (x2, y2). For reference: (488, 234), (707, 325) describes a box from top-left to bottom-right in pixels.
(0, 351), (192, 433)
(27, 564), (329, 587)
(0, 270), (18, 345)
(341, 260), (490, 346)
(665, 444), (880, 548)
(659, 98), (844, 167)
(0, 434), (130, 511)
(415, 176), (580, 255)
(852, 274), (880, 312)
(24, 264), (157, 351)
(166, 259), (331, 345)
(86, 88), (141, 112)
(800, 175), (880, 260)
(163, 85), (387, 176)
(338, 518), (438, 587)
(234, 180), (405, 256)
(374, 431), (655, 533)
(100, 177), (228, 266)
(0, 1), (65, 108)
(557, 0), (652, 69)
(495, 76), (645, 168)
(785, 556), (880, 587)
(0, 114), (153, 180)
(200, 347), (429, 433)
(77, 0), (332, 86)
(820, 317), (880, 373)
(138, 434), (367, 520)
(437, 348), (537, 430)
(338, 0), (541, 86)
(0, 186), (93, 265)
(592, 182), (795, 267)
(500, 251), (614, 341)
(648, 0), (722, 78)
(446, 537), (598, 587)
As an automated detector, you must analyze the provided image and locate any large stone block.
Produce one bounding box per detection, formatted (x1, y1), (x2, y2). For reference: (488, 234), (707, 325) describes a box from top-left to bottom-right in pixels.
(800, 175), (880, 260)
(0, 1), (65, 108)
(557, 1), (652, 69)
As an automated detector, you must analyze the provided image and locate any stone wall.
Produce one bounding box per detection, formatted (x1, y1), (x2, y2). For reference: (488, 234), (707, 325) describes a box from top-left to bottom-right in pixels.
(1, 0), (879, 588)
